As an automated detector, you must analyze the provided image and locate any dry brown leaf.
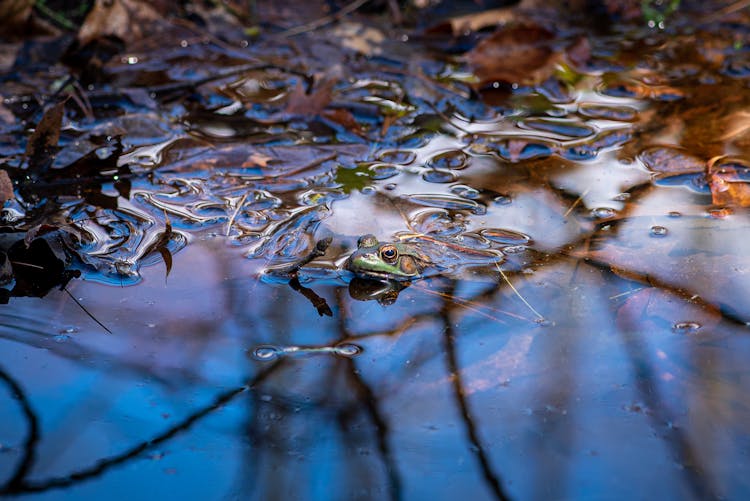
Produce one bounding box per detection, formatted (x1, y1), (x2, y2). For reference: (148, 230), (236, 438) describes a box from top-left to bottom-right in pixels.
(322, 108), (364, 136)
(443, 7), (517, 35)
(284, 76), (335, 117)
(25, 100), (65, 173)
(78, 0), (162, 46)
(465, 24), (559, 87)
(242, 153), (274, 168)
(720, 110), (750, 141)
(706, 156), (750, 207)
(0, 169), (13, 203)
(639, 146), (705, 175)
(0, 0), (33, 37)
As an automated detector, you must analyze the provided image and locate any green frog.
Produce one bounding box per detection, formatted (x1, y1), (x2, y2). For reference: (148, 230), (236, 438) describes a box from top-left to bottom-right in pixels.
(345, 234), (433, 281)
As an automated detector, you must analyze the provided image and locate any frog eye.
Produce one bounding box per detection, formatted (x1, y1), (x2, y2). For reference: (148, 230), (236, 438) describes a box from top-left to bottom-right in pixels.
(379, 245), (398, 263)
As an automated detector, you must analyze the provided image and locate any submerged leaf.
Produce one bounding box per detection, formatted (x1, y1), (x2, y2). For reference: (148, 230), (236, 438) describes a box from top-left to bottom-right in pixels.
(466, 24), (557, 87)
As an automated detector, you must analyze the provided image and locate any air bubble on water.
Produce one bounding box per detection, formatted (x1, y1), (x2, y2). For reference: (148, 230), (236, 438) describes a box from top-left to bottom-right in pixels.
(613, 192), (630, 202)
(53, 334), (71, 343)
(493, 195), (512, 205)
(59, 326), (79, 334)
(534, 318), (553, 327)
(360, 186), (376, 195)
(592, 207), (616, 219)
(334, 343), (362, 357)
(450, 184), (480, 199)
(668, 211), (681, 218)
(672, 322), (701, 334)
(251, 345), (281, 360)
(649, 225), (668, 237)
(502, 245), (527, 254)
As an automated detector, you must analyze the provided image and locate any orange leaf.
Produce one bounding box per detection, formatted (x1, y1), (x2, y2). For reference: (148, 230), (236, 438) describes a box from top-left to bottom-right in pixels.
(242, 153), (274, 168)
(706, 156), (750, 207)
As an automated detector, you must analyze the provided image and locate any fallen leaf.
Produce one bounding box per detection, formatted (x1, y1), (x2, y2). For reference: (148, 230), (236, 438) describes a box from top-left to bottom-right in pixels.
(242, 153), (274, 168)
(706, 156), (750, 207)
(322, 108), (364, 136)
(24, 100), (65, 174)
(0, 0), (33, 37)
(0, 169), (12, 203)
(284, 77), (335, 117)
(466, 23), (558, 87)
(439, 6), (517, 35)
(639, 146), (705, 175)
(77, 0), (162, 46)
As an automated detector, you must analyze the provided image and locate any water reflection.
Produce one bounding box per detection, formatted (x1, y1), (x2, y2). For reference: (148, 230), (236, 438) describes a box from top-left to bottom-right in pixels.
(2, 4), (750, 500)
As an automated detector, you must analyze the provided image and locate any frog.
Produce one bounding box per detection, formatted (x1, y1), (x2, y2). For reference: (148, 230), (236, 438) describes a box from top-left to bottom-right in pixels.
(345, 234), (433, 282)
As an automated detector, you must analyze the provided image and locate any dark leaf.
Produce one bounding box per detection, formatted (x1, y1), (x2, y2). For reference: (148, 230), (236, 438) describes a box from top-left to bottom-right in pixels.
(8, 235), (78, 298)
(284, 75), (336, 117)
(466, 23), (558, 87)
(0, 250), (12, 285)
(25, 100), (65, 175)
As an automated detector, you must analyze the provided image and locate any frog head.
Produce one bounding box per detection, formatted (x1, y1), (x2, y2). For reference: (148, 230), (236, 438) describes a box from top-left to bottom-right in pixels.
(345, 234), (431, 281)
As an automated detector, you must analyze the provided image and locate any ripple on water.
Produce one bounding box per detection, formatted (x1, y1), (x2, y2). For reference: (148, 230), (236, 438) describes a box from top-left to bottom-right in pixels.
(403, 194), (487, 215)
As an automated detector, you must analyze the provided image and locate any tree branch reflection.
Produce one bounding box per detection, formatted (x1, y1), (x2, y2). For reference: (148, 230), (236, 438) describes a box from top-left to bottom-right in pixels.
(0, 359), (284, 496)
(440, 282), (512, 501)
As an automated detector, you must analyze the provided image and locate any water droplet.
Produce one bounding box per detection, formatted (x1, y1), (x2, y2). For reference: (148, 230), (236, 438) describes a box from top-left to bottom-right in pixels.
(376, 150), (415, 165)
(53, 334), (71, 343)
(422, 169), (457, 184)
(591, 207), (616, 219)
(668, 211), (681, 218)
(251, 345), (281, 360)
(428, 150), (468, 170)
(383, 183), (397, 191)
(612, 192), (631, 202)
(672, 322), (701, 334)
(59, 326), (79, 334)
(493, 195), (512, 205)
(360, 186), (376, 195)
(334, 343), (362, 357)
(368, 163), (400, 180)
(534, 318), (553, 327)
(649, 225), (668, 237)
(450, 184), (480, 199)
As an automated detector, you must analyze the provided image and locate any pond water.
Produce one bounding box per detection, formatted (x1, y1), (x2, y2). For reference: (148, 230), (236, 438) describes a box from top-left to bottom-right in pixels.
(1, 3), (750, 500)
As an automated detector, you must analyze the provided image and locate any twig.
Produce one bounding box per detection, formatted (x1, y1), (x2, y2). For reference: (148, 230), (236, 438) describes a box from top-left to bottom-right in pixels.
(274, 0), (372, 38)
(63, 287), (112, 334)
